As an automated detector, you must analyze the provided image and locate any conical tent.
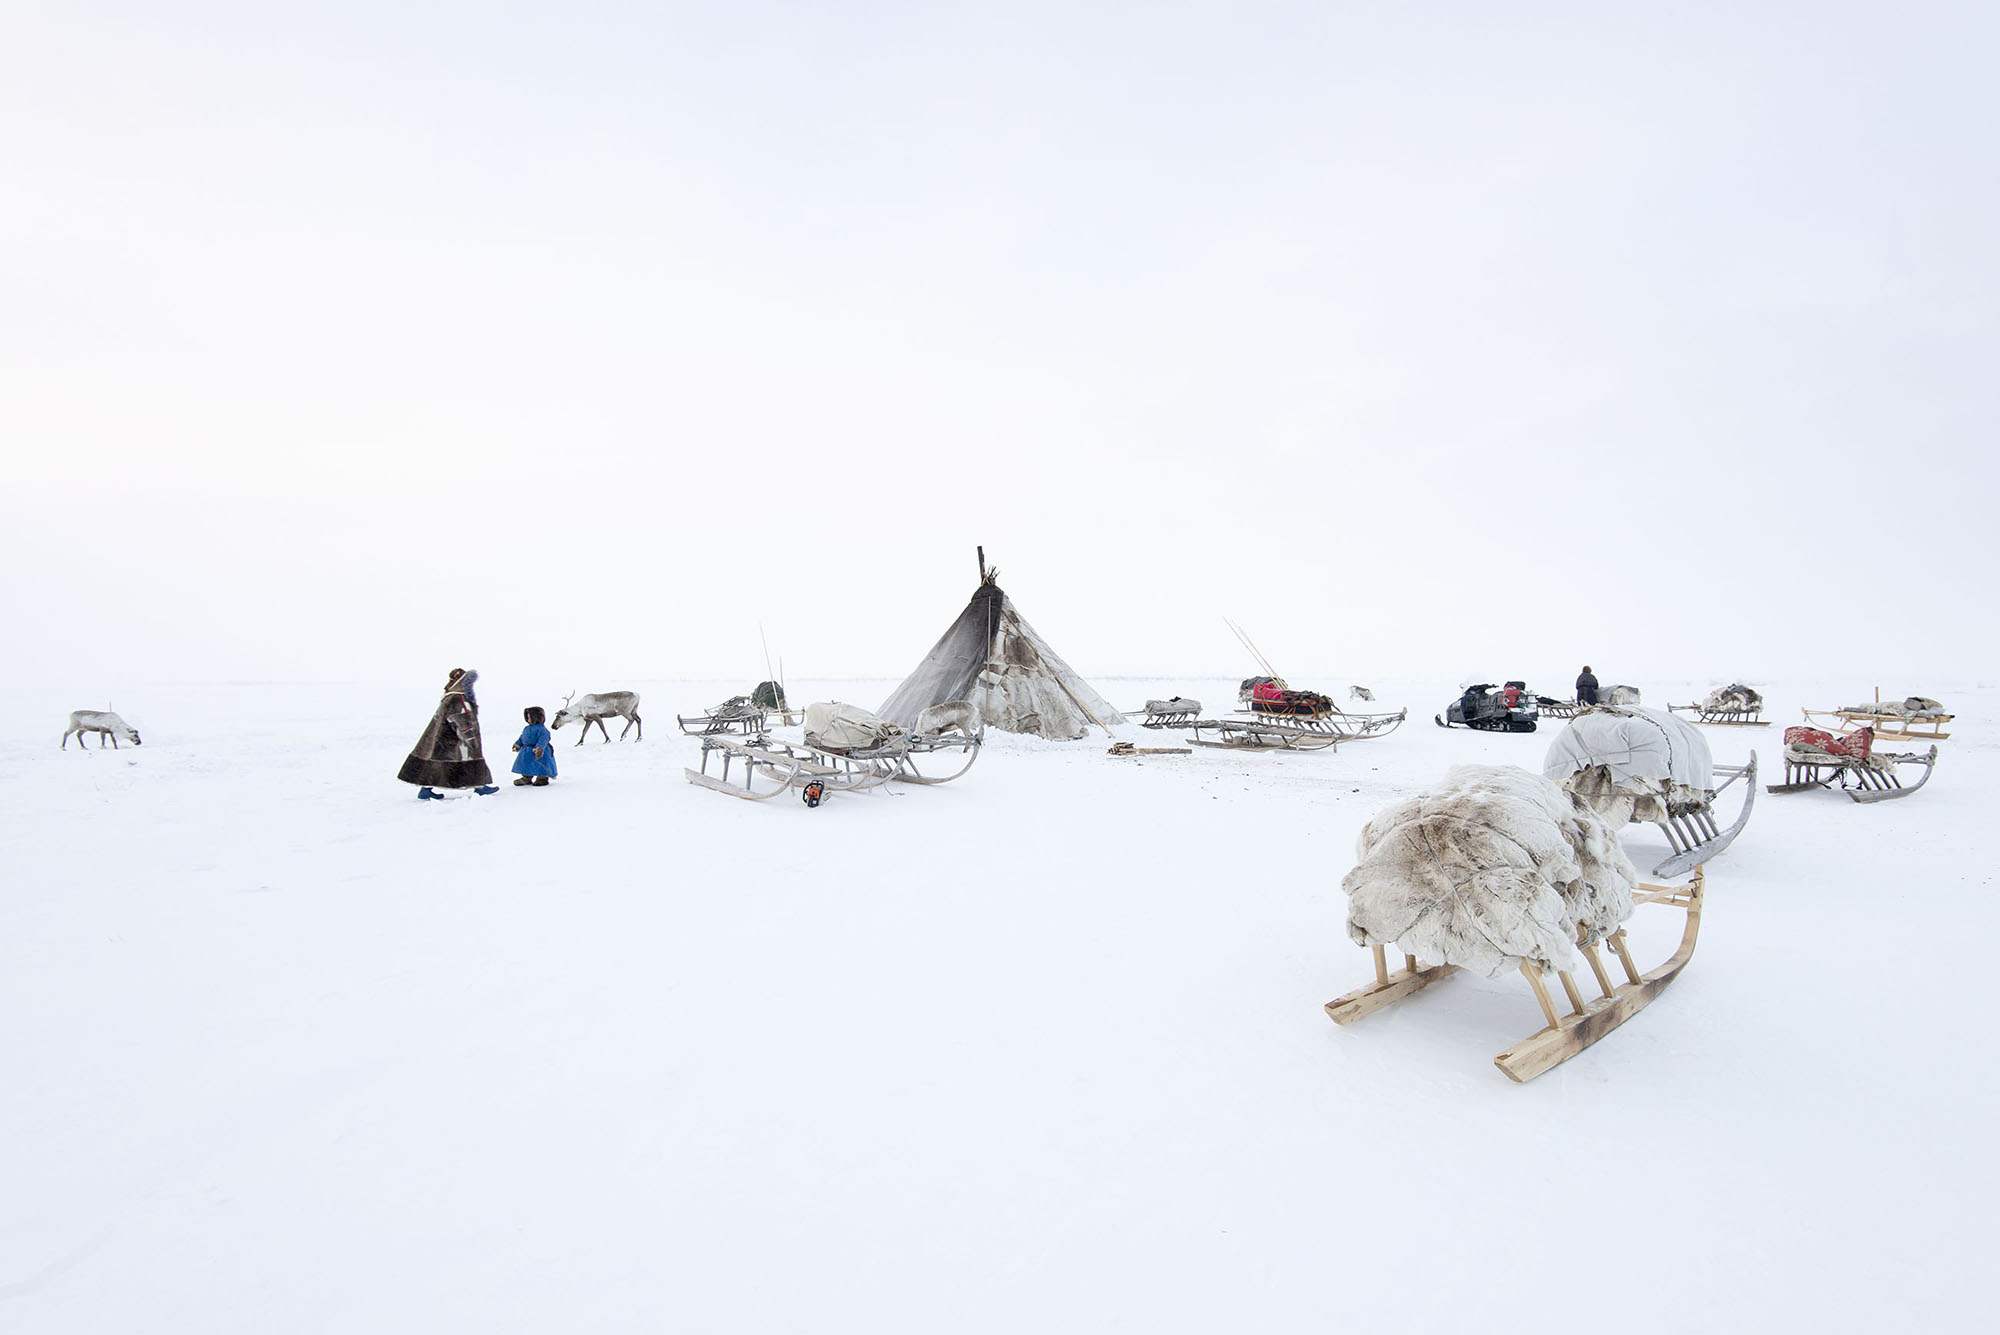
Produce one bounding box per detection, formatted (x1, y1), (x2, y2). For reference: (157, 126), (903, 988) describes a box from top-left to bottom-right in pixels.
(879, 570), (1125, 740)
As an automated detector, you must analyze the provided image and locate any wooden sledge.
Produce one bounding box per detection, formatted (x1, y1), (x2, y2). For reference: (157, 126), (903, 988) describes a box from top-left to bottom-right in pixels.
(1768, 744), (1937, 803)
(874, 729), (983, 786)
(684, 734), (899, 802)
(676, 698), (770, 737)
(1133, 701), (1204, 729)
(1240, 699), (1407, 741)
(1537, 698), (1584, 721)
(1799, 705), (1952, 742)
(1668, 702), (1770, 726)
(1185, 717), (1340, 752)
(1326, 868), (1706, 1083)
(1651, 754), (1757, 878)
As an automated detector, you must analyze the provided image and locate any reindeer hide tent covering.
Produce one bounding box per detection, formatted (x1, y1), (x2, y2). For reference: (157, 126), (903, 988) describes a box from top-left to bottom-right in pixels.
(878, 574), (1125, 740)
(1342, 765), (1638, 978)
(1543, 706), (1713, 824)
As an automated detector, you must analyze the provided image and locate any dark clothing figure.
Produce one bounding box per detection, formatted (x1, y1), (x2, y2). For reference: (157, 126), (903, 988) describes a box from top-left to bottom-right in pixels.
(1576, 668), (1600, 706)
(398, 669), (495, 789)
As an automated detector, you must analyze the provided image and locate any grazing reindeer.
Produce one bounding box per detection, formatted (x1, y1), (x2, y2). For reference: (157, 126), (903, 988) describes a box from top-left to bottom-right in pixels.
(64, 709), (142, 750)
(552, 690), (643, 744)
(1349, 685), (1375, 702)
(915, 700), (981, 739)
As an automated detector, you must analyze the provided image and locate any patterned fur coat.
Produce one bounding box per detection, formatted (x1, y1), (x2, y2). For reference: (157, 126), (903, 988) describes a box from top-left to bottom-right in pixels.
(397, 670), (494, 788)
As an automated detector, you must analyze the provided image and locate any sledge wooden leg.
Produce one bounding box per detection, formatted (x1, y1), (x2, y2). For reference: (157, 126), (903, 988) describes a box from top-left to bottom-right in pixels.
(1493, 871), (1706, 1083)
(1326, 952), (1461, 1025)
(1581, 943), (1615, 999)
(1520, 961), (1561, 1029)
(1556, 969), (1587, 1017)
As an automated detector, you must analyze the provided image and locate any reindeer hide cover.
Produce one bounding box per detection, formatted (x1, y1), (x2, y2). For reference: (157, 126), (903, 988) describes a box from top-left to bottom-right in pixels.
(804, 702), (905, 752)
(1543, 706), (1715, 824)
(1342, 765), (1638, 977)
(879, 576), (1124, 740)
(1701, 683), (1763, 713)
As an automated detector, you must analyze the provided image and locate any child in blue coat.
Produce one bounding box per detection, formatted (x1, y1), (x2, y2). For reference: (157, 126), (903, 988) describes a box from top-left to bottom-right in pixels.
(511, 706), (558, 787)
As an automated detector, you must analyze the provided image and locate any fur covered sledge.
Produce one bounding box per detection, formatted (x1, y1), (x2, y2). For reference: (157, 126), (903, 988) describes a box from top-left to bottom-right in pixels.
(1342, 765), (1638, 978)
(1701, 683), (1763, 713)
(397, 670), (494, 789)
(1840, 696), (1946, 718)
(1544, 706), (1715, 824)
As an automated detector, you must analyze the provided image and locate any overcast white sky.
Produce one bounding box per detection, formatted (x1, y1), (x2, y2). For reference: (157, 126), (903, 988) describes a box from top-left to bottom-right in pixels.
(6, 2), (1995, 696)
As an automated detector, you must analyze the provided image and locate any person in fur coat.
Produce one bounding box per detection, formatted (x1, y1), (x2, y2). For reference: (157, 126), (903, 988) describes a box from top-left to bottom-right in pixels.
(397, 668), (497, 798)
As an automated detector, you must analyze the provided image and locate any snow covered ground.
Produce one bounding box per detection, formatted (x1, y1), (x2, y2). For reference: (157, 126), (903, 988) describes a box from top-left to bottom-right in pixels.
(5, 673), (1993, 1331)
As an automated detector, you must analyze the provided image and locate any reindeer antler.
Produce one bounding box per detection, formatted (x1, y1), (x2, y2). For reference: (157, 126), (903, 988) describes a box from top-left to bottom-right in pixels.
(562, 690), (575, 706)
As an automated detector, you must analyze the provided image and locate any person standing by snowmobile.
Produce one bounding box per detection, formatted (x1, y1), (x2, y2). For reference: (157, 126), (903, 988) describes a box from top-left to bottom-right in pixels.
(398, 667), (498, 799)
(1576, 666), (1600, 706)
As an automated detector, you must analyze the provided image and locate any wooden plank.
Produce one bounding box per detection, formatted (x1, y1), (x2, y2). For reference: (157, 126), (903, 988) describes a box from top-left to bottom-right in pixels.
(1493, 873), (1704, 1082)
(1324, 961), (1461, 1025)
(684, 768), (787, 801)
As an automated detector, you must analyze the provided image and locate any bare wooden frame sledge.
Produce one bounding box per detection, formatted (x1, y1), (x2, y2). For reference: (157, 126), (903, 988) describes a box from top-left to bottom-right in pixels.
(1650, 754), (1757, 878)
(684, 734), (898, 801)
(1668, 701), (1769, 726)
(1133, 701), (1340, 752)
(1326, 868), (1707, 1083)
(1767, 744), (1937, 803)
(1239, 700), (1407, 741)
(676, 698), (770, 738)
(1799, 705), (1952, 743)
(1538, 699), (1584, 721)
(684, 728), (982, 801)
(1186, 717), (1340, 752)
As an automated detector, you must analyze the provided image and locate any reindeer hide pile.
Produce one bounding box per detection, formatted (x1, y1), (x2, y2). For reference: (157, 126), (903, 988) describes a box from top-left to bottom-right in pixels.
(1342, 765), (1639, 978)
(1543, 706), (1714, 824)
(1701, 683), (1763, 713)
(1840, 696), (1947, 718)
(1602, 684), (1642, 706)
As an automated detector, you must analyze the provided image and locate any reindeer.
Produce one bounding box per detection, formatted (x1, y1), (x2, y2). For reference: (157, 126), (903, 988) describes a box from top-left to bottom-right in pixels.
(551, 690), (643, 744)
(915, 700), (981, 739)
(63, 709), (142, 750)
(1349, 685), (1375, 702)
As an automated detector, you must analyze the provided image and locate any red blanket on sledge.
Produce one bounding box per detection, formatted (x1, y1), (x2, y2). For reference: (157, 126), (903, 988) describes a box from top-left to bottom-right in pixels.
(1785, 725), (1872, 760)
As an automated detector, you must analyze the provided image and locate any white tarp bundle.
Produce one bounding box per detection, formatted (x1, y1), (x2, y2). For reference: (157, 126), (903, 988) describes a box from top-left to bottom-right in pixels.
(803, 702), (905, 752)
(1701, 683), (1763, 713)
(1543, 705), (1714, 824)
(1145, 697), (1201, 714)
(879, 575), (1125, 740)
(1603, 684), (1642, 705)
(1342, 765), (1638, 977)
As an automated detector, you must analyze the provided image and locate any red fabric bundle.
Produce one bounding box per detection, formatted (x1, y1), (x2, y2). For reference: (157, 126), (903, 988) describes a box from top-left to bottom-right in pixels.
(1785, 725), (1873, 760)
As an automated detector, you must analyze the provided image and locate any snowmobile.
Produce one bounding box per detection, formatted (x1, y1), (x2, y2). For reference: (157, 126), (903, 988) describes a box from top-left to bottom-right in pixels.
(1435, 681), (1539, 733)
